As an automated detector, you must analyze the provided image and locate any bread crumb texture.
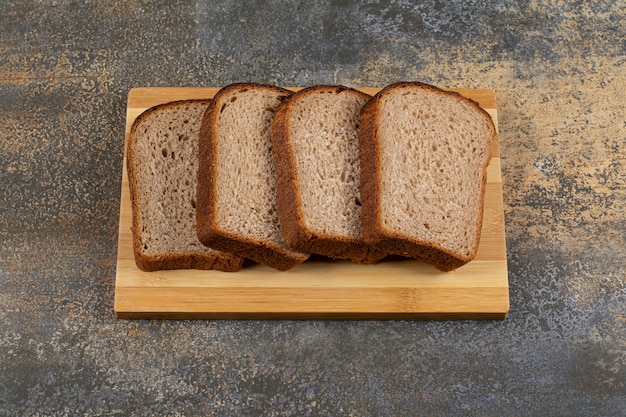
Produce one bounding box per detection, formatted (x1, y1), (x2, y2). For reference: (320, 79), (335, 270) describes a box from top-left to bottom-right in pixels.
(378, 88), (492, 257)
(289, 89), (369, 237)
(132, 102), (211, 256)
(213, 87), (290, 244)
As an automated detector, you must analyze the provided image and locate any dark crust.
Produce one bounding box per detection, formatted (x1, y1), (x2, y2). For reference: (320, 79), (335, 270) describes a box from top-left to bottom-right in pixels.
(358, 81), (497, 272)
(195, 83), (309, 271)
(133, 252), (244, 273)
(271, 85), (386, 263)
(127, 99), (244, 272)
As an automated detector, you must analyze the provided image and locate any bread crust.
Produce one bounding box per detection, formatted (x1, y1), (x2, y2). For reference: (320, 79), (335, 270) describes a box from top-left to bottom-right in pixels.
(272, 85), (385, 263)
(127, 99), (244, 272)
(196, 83), (308, 271)
(358, 82), (496, 271)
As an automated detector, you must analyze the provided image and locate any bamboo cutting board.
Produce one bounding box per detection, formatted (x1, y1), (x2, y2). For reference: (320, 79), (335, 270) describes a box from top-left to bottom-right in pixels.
(114, 87), (508, 320)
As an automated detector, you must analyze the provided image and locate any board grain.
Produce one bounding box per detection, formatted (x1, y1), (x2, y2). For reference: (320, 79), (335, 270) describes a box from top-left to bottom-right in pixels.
(115, 87), (508, 320)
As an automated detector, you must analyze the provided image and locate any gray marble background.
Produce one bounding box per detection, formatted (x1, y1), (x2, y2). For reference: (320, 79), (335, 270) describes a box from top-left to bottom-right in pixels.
(1, 1), (625, 415)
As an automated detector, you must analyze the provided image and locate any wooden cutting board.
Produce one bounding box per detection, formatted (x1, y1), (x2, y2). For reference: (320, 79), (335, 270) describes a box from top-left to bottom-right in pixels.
(114, 87), (508, 320)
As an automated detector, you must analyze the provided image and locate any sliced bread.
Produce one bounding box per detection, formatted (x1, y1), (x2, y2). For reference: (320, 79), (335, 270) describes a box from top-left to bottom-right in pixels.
(358, 82), (496, 271)
(196, 83), (309, 271)
(272, 85), (386, 263)
(127, 99), (244, 272)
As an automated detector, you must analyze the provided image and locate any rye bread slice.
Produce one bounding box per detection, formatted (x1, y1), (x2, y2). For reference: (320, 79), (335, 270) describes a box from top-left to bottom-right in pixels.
(127, 99), (244, 272)
(358, 82), (497, 271)
(196, 83), (309, 271)
(272, 85), (386, 263)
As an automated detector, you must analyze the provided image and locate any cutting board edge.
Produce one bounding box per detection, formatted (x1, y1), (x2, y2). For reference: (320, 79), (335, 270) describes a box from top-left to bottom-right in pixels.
(114, 310), (509, 321)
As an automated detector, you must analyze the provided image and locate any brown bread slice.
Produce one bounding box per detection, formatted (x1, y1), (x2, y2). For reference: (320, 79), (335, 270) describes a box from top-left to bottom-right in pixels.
(272, 85), (386, 263)
(196, 83), (309, 271)
(127, 99), (244, 272)
(358, 82), (497, 271)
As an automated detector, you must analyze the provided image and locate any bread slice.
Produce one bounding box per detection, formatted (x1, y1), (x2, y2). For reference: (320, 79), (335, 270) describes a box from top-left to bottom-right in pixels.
(272, 85), (386, 263)
(127, 99), (244, 272)
(196, 83), (309, 271)
(358, 82), (496, 271)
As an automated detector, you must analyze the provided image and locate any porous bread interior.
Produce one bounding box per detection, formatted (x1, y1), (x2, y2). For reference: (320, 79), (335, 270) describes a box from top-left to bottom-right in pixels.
(378, 89), (492, 257)
(288, 89), (369, 237)
(132, 102), (217, 256)
(213, 87), (290, 243)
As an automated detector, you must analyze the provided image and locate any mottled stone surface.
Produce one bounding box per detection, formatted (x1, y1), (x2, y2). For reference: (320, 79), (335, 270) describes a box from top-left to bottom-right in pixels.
(1, 1), (625, 415)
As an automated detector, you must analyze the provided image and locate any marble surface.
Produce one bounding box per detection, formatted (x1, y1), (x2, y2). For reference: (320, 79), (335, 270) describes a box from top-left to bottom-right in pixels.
(1, 1), (625, 415)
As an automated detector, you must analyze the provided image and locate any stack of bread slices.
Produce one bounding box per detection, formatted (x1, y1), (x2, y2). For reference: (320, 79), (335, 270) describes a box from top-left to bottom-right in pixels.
(127, 82), (496, 273)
